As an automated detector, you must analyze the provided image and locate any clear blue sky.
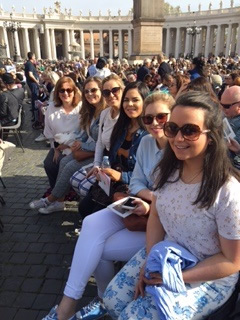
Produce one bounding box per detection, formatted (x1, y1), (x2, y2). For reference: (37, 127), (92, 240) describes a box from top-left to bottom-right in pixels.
(0, 0), (239, 15)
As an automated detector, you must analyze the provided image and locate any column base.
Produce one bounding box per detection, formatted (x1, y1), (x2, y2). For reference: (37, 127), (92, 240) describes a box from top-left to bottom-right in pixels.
(13, 54), (21, 62)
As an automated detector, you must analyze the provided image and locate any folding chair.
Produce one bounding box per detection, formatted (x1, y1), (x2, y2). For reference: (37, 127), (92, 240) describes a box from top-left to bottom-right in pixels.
(1, 105), (24, 152)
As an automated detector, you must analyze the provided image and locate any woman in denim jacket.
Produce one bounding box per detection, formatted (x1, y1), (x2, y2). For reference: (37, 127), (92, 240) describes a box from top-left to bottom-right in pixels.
(29, 77), (106, 214)
(78, 81), (149, 216)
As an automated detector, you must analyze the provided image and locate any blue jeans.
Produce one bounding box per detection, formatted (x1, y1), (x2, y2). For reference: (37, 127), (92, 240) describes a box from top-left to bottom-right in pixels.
(27, 81), (39, 119)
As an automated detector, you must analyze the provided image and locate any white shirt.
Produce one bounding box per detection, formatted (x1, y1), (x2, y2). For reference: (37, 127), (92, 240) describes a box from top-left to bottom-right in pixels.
(44, 102), (81, 147)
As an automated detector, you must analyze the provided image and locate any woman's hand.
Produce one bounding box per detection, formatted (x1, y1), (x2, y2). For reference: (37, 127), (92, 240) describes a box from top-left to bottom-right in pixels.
(53, 149), (60, 163)
(86, 166), (100, 178)
(143, 272), (163, 286)
(71, 141), (81, 152)
(57, 144), (69, 152)
(132, 199), (150, 216)
(101, 168), (121, 181)
(134, 264), (146, 299)
(117, 148), (129, 158)
(227, 138), (240, 154)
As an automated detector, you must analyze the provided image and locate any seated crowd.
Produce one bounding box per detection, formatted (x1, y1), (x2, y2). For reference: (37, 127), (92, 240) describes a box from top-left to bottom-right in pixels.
(1, 52), (240, 320)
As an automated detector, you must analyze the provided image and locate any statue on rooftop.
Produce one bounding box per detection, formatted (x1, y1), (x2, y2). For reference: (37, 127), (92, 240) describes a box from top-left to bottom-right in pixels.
(209, 2), (212, 10)
(230, 0), (234, 7)
(220, 0), (223, 9)
(54, 1), (61, 14)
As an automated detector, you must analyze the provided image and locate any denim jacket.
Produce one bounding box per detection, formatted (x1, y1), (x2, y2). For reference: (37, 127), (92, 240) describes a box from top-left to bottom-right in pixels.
(229, 115), (240, 144)
(109, 127), (148, 184)
(78, 117), (100, 152)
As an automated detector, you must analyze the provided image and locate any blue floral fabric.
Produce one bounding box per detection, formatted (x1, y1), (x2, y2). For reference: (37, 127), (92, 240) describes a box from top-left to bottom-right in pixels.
(103, 248), (236, 320)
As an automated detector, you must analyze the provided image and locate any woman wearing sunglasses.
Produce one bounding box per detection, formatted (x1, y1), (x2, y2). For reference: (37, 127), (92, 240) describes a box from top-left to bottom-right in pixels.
(29, 77), (106, 213)
(32, 77), (81, 197)
(42, 91), (174, 320)
(103, 91), (240, 320)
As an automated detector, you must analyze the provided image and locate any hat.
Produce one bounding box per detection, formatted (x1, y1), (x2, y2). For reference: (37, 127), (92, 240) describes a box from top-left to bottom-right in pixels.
(1, 73), (15, 84)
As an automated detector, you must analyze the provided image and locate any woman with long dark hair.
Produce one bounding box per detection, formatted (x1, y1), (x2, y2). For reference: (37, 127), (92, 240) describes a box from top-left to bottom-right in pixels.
(104, 91), (240, 320)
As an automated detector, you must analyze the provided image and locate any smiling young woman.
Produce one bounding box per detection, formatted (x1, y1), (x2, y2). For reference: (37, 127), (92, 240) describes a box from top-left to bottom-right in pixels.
(103, 91), (240, 320)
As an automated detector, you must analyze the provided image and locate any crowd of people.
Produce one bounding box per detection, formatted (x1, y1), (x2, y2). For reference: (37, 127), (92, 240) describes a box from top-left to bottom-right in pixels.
(0, 51), (240, 320)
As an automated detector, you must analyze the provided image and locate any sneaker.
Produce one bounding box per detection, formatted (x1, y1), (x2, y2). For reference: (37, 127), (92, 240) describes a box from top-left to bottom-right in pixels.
(42, 305), (76, 320)
(35, 133), (47, 142)
(39, 201), (65, 215)
(29, 198), (49, 210)
(76, 297), (108, 320)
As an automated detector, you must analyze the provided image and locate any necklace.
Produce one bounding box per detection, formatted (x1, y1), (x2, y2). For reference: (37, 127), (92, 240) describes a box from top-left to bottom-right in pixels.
(182, 170), (202, 184)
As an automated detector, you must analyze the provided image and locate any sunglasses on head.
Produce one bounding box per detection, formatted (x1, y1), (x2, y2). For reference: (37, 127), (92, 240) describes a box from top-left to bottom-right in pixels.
(164, 122), (210, 141)
(221, 101), (240, 109)
(84, 88), (99, 95)
(59, 88), (74, 94)
(142, 113), (169, 125)
(102, 87), (121, 98)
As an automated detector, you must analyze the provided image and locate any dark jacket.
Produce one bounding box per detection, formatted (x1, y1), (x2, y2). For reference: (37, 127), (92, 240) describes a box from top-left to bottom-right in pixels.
(0, 88), (25, 126)
(158, 61), (172, 79)
(109, 127), (148, 184)
(137, 65), (150, 82)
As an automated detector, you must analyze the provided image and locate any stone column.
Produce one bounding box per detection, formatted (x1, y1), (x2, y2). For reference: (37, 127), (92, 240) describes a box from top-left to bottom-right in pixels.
(109, 29), (113, 59)
(204, 26), (211, 58)
(215, 25), (221, 57)
(64, 29), (70, 60)
(165, 28), (170, 57)
(45, 28), (52, 59)
(50, 29), (57, 60)
(118, 29), (123, 59)
(236, 24), (240, 55)
(70, 29), (75, 44)
(3, 27), (10, 58)
(14, 30), (21, 57)
(175, 28), (180, 58)
(128, 29), (132, 57)
(80, 30), (85, 60)
(184, 30), (190, 56)
(99, 30), (104, 56)
(194, 32), (201, 57)
(33, 27), (41, 59)
(23, 28), (30, 57)
(90, 30), (94, 59)
(231, 25), (237, 55)
(225, 24), (232, 57)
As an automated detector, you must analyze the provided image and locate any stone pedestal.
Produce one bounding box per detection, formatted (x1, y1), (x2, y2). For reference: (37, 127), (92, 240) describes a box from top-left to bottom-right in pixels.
(131, 0), (165, 60)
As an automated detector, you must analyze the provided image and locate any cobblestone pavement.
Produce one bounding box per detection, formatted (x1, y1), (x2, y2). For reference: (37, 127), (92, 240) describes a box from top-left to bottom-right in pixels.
(0, 103), (98, 320)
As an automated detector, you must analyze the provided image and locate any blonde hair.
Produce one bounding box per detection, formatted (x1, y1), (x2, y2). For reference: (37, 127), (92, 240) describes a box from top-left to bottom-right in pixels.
(143, 91), (175, 114)
(102, 73), (125, 91)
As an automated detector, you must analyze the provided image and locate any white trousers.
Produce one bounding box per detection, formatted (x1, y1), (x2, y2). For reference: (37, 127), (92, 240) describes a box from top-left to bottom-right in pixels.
(63, 208), (146, 299)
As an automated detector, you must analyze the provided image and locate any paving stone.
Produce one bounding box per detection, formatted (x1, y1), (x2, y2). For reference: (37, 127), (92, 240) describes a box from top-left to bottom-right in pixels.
(11, 242), (29, 253)
(9, 253), (28, 264)
(27, 243), (44, 253)
(0, 291), (18, 307)
(41, 279), (63, 294)
(45, 267), (67, 280)
(21, 278), (44, 293)
(13, 292), (37, 308)
(9, 265), (30, 277)
(42, 243), (61, 254)
(44, 254), (63, 266)
(2, 277), (25, 291)
(32, 294), (57, 310)
(13, 309), (39, 320)
(27, 265), (48, 278)
(25, 253), (46, 265)
(0, 307), (17, 319)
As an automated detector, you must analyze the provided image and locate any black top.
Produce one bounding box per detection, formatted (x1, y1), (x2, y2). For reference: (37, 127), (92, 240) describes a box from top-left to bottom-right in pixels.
(157, 61), (172, 79)
(24, 60), (39, 83)
(137, 65), (150, 82)
(0, 88), (25, 125)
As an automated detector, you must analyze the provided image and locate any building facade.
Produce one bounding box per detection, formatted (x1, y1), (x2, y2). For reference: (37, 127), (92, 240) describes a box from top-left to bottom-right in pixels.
(0, 2), (239, 60)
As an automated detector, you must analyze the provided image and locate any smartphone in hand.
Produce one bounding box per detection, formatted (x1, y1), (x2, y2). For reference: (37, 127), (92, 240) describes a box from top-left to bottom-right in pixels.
(121, 197), (136, 210)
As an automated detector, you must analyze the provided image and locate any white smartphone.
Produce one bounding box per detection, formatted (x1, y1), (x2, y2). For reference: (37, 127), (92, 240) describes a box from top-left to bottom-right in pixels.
(121, 197), (137, 210)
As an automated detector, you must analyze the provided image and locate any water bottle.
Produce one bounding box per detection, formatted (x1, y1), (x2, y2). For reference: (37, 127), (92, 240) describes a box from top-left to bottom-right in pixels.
(102, 156), (111, 169)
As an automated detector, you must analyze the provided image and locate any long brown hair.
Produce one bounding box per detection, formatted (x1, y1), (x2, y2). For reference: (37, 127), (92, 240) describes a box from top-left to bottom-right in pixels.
(80, 77), (105, 132)
(54, 76), (82, 107)
(154, 91), (240, 209)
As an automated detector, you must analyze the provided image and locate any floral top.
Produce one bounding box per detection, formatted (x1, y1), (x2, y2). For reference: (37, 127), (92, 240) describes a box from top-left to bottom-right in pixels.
(155, 173), (240, 261)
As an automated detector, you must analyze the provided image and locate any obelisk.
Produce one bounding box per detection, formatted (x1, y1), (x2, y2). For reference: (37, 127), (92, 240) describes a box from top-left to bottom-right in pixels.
(131, 0), (165, 59)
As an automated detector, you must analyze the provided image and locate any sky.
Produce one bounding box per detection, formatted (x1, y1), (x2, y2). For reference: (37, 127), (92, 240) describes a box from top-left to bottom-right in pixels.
(0, 0), (239, 15)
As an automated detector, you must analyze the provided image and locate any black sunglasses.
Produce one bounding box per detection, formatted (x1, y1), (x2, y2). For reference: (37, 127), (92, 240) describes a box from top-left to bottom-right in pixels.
(164, 122), (210, 141)
(102, 87), (121, 98)
(142, 113), (169, 125)
(221, 101), (240, 109)
(59, 88), (74, 94)
(84, 88), (99, 95)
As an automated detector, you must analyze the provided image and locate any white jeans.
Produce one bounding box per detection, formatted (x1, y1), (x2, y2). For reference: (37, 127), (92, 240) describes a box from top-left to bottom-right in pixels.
(63, 208), (146, 299)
